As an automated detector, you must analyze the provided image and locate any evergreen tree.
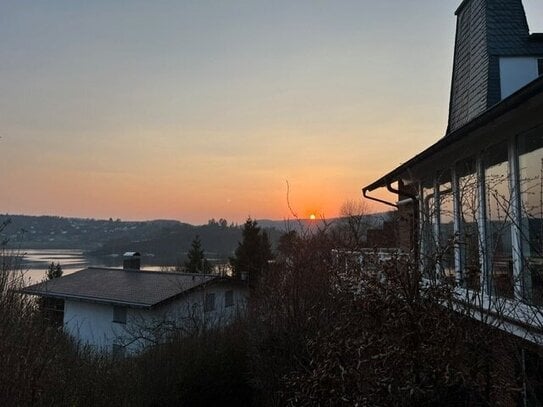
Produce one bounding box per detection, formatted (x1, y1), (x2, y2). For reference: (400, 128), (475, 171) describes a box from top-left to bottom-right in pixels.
(46, 262), (63, 280)
(230, 218), (273, 282)
(185, 235), (211, 273)
(260, 230), (273, 274)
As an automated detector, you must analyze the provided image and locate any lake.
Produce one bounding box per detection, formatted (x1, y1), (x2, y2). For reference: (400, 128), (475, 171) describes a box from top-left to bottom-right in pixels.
(12, 249), (172, 284)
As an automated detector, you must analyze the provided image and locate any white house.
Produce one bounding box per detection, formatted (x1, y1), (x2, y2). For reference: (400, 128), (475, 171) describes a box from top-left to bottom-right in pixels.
(21, 253), (249, 355)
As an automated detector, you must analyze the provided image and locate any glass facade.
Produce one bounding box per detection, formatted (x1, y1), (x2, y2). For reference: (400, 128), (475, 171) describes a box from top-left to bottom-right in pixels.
(519, 128), (543, 304)
(421, 182), (437, 278)
(456, 159), (481, 290)
(484, 142), (513, 298)
(413, 124), (543, 303)
(438, 174), (455, 280)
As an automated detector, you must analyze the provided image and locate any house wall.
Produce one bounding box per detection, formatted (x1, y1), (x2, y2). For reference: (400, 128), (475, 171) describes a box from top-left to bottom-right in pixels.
(63, 282), (249, 354)
(64, 300), (121, 351)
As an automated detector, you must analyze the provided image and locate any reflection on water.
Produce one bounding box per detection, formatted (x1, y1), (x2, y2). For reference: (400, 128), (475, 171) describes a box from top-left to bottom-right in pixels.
(16, 249), (173, 284)
(19, 249), (88, 284)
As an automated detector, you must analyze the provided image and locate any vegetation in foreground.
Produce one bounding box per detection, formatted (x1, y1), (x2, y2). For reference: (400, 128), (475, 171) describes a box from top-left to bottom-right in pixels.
(1, 216), (541, 406)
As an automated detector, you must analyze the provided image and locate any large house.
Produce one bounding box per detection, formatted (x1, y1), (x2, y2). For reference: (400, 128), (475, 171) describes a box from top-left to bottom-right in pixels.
(363, 0), (543, 402)
(20, 252), (248, 355)
(364, 0), (543, 313)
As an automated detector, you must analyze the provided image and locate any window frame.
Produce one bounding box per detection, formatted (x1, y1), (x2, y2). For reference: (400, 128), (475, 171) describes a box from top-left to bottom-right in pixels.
(420, 130), (543, 302)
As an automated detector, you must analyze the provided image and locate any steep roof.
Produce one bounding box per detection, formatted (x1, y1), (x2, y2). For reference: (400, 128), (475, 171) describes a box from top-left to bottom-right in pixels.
(447, 0), (543, 133)
(19, 267), (221, 309)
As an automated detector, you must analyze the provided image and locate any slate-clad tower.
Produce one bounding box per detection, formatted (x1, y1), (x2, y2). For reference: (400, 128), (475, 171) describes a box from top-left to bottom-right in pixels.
(447, 0), (543, 134)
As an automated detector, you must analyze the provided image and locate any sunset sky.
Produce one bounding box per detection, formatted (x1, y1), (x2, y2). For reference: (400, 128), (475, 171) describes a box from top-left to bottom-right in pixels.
(1, 1), (542, 224)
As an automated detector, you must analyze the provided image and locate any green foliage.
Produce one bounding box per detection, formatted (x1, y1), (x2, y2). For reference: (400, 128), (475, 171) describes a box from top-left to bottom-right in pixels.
(184, 235), (212, 273)
(230, 218), (273, 282)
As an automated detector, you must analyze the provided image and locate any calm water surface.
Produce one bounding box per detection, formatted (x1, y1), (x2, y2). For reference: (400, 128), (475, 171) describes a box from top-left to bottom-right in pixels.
(17, 249), (168, 284)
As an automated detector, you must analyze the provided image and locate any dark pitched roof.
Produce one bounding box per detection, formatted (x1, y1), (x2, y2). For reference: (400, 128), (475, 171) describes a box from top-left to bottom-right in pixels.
(19, 267), (221, 308)
(447, 0), (543, 133)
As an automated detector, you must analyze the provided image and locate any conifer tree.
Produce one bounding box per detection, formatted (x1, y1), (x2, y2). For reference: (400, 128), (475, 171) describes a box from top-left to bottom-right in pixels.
(230, 218), (273, 282)
(46, 262), (63, 280)
(185, 235), (211, 273)
(260, 230), (273, 274)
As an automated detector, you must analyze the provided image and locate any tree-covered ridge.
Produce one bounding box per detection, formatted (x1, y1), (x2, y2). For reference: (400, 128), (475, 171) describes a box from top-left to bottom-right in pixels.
(0, 215), (283, 264)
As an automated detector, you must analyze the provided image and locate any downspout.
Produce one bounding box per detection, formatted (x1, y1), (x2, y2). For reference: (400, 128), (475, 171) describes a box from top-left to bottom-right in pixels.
(386, 180), (420, 273)
(386, 180), (417, 202)
(362, 187), (398, 209)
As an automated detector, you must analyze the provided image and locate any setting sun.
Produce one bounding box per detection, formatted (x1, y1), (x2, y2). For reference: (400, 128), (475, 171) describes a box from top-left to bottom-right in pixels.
(309, 214), (316, 220)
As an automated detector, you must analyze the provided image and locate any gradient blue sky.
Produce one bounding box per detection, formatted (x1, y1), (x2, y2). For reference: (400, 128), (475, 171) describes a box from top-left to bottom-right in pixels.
(1, 1), (542, 224)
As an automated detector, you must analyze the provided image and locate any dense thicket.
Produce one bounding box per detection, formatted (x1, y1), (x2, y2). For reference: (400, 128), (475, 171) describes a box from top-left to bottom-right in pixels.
(1, 218), (538, 406)
(247, 229), (530, 406)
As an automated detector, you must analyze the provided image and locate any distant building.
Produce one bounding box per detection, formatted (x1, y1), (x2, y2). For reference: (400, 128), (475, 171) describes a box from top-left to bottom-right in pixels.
(20, 252), (248, 355)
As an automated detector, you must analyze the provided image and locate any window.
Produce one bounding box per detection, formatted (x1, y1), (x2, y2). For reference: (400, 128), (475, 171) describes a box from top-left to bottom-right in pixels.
(457, 158), (481, 290)
(204, 293), (215, 312)
(437, 172), (455, 281)
(225, 290), (234, 307)
(484, 142), (513, 298)
(421, 181), (437, 277)
(519, 127), (543, 304)
(538, 58), (543, 76)
(112, 306), (127, 324)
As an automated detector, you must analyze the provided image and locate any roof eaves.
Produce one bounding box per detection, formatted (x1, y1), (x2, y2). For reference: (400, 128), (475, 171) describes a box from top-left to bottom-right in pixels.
(150, 276), (241, 309)
(15, 288), (152, 309)
(363, 75), (543, 193)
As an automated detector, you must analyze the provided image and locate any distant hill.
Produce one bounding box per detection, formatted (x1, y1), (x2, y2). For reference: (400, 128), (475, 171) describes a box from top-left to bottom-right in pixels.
(257, 214), (390, 233)
(0, 212), (392, 265)
(0, 214), (282, 264)
(0, 215), (185, 250)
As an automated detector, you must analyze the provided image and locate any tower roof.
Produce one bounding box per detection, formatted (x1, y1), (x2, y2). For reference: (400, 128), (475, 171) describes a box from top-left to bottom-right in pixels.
(447, 0), (543, 134)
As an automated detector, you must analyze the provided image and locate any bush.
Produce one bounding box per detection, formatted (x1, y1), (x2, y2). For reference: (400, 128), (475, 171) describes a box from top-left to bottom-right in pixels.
(247, 228), (523, 406)
(129, 322), (253, 406)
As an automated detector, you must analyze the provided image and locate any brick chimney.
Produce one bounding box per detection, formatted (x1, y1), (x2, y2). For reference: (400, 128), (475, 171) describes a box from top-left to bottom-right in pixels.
(123, 252), (141, 270)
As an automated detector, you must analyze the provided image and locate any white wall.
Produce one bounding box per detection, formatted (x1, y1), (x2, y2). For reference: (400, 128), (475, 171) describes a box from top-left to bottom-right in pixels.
(499, 57), (540, 99)
(64, 300), (124, 352)
(63, 282), (249, 354)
